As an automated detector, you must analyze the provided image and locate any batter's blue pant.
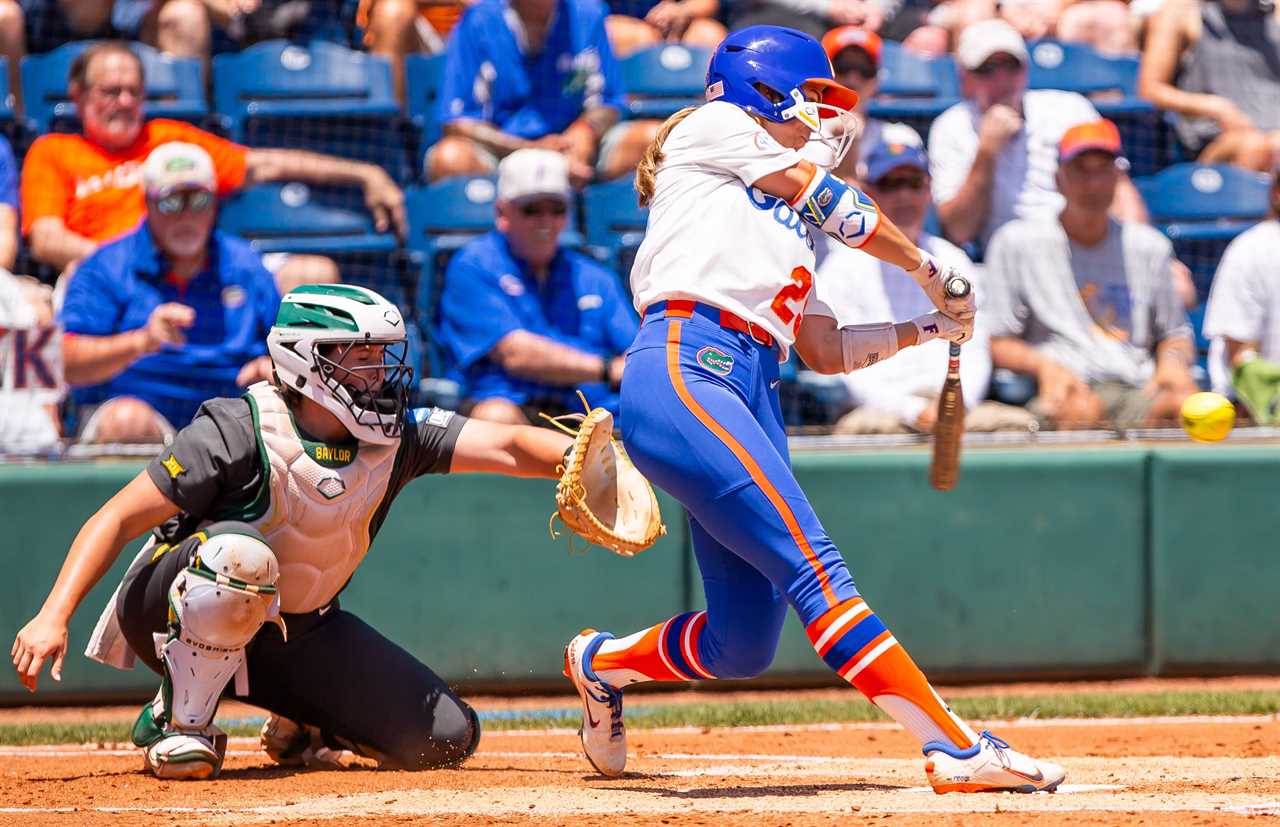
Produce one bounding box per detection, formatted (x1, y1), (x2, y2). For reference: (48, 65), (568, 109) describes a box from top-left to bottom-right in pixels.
(619, 303), (862, 679)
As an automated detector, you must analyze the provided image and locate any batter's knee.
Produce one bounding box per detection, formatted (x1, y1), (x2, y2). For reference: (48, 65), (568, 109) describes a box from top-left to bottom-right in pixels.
(701, 633), (777, 680)
(388, 693), (480, 770)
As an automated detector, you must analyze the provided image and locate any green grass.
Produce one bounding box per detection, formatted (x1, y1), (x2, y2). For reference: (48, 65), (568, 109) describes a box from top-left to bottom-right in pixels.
(2, 689), (1276, 746)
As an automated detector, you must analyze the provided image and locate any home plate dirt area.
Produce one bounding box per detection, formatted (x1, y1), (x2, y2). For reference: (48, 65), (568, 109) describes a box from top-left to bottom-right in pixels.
(1, 689), (1277, 825)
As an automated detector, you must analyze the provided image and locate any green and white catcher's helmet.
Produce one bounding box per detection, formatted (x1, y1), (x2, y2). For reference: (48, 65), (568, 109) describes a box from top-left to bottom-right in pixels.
(267, 285), (413, 445)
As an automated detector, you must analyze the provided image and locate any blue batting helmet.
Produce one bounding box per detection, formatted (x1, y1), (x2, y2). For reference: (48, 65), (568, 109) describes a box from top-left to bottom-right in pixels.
(705, 26), (860, 124)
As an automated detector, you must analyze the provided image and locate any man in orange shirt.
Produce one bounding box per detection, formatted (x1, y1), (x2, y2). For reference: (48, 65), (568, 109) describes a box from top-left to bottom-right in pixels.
(21, 41), (407, 286)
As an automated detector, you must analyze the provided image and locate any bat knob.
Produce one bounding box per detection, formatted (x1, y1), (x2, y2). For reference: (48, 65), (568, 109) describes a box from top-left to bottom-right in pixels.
(945, 275), (971, 298)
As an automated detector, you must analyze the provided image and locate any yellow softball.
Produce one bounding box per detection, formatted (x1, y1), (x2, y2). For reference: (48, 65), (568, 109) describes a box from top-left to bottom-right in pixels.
(1180, 392), (1235, 443)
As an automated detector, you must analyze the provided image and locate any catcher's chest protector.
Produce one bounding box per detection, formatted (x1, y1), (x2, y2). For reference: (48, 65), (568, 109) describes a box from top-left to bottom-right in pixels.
(245, 383), (397, 613)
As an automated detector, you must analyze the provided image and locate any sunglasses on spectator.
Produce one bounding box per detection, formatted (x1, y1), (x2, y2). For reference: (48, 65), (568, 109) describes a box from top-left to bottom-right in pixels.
(971, 57), (1024, 76)
(89, 84), (144, 100)
(154, 190), (214, 215)
(519, 201), (568, 218)
(874, 175), (926, 192)
(835, 56), (878, 80)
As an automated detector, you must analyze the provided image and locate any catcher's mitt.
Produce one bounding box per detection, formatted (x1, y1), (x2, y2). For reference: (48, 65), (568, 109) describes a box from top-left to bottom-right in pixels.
(547, 406), (666, 556)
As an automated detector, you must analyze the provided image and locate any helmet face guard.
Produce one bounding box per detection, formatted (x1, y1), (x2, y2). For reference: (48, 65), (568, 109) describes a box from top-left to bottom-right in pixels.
(779, 88), (862, 168)
(312, 339), (413, 442)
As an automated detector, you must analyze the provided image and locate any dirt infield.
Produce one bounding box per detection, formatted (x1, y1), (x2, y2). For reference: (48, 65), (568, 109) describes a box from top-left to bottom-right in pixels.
(1, 685), (1278, 827)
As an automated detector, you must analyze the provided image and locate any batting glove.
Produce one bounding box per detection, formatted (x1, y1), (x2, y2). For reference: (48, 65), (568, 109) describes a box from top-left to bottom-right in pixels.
(907, 251), (977, 321)
(911, 311), (973, 345)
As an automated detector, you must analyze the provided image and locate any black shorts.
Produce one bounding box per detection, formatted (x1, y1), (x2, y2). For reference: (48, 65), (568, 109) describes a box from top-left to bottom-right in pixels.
(115, 522), (480, 770)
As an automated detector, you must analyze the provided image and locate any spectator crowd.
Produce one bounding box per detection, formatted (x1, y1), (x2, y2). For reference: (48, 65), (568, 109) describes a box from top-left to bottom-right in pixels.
(3, 0), (1279, 454)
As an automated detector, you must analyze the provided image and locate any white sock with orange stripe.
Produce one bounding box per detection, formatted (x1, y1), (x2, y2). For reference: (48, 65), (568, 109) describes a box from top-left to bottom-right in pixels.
(806, 597), (977, 750)
(590, 611), (714, 688)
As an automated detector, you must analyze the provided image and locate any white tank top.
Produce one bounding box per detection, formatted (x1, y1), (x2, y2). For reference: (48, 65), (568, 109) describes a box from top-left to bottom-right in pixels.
(630, 101), (820, 355)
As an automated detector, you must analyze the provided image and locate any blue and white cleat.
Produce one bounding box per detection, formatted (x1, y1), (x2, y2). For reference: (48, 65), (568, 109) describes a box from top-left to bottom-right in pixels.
(563, 629), (627, 777)
(924, 730), (1065, 793)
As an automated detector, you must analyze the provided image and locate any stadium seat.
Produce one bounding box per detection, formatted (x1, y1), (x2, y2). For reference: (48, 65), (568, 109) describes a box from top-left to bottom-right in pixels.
(212, 40), (412, 183)
(1025, 39), (1167, 176)
(0, 59), (13, 131)
(866, 41), (961, 138)
(1136, 163), (1269, 365)
(219, 181), (419, 378)
(1136, 163), (1269, 298)
(404, 52), (446, 150)
(20, 41), (206, 136)
(217, 182), (397, 255)
(582, 176), (647, 280)
(405, 175), (500, 381)
(619, 44), (711, 119)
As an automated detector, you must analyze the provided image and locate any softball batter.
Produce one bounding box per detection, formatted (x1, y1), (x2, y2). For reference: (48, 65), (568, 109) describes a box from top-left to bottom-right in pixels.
(563, 25), (1065, 793)
(11, 284), (573, 780)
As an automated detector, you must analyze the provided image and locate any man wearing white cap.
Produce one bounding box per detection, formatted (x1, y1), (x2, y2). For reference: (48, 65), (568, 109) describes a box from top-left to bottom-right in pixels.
(438, 148), (639, 424)
(928, 18), (1147, 249)
(59, 142), (282, 442)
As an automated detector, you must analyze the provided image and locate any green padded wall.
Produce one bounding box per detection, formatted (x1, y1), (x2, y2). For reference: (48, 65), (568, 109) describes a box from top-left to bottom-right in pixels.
(1149, 446), (1280, 672)
(3, 444), (1278, 703)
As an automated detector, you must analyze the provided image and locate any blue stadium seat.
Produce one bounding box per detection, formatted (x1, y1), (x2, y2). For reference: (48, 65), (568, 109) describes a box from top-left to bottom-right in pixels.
(1136, 163), (1269, 365)
(619, 44), (711, 119)
(20, 41), (206, 136)
(582, 176), (647, 280)
(404, 52), (446, 149)
(1136, 163), (1269, 300)
(1025, 39), (1167, 176)
(219, 181), (419, 375)
(217, 182), (397, 255)
(405, 176), (500, 379)
(212, 40), (411, 182)
(0, 58), (13, 131)
(866, 42), (961, 139)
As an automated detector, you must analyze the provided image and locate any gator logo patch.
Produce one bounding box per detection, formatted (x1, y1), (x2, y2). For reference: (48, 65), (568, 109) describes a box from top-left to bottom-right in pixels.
(160, 454), (186, 478)
(696, 347), (734, 376)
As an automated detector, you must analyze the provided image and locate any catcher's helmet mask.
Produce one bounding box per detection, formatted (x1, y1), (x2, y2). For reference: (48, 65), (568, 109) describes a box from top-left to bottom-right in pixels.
(268, 284), (414, 445)
(310, 339), (412, 441)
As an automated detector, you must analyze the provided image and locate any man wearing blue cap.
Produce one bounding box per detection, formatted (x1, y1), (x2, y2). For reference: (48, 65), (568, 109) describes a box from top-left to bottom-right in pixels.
(810, 131), (1036, 433)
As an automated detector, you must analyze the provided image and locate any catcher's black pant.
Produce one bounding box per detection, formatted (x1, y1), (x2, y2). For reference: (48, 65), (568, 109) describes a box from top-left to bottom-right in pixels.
(116, 522), (480, 770)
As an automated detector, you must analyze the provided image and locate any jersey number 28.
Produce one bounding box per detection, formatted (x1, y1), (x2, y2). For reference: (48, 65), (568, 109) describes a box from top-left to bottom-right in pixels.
(770, 266), (813, 334)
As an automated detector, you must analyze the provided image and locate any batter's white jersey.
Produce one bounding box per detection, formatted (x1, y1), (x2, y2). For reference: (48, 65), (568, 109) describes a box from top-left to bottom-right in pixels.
(630, 101), (827, 353)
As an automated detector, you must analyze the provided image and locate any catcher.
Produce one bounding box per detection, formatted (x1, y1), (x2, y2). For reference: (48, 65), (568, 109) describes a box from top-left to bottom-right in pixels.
(10, 284), (659, 779)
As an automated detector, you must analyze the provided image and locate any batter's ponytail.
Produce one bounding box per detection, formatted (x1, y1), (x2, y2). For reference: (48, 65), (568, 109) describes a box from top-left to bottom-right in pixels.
(635, 106), (698, 207)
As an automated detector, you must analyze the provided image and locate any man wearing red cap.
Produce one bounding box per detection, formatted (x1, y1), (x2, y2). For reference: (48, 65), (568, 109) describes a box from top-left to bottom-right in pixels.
(983, 119), (1198, 430)
(821, 26), (894, 181)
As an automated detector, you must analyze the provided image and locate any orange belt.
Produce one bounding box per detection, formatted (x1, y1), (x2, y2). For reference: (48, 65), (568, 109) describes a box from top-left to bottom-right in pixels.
(645, 300), (776, 349)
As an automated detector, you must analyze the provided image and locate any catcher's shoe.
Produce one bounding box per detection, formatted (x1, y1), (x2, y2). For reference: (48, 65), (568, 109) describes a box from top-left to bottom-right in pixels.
(260, 714), (349, 769)
(924, 730), (1065, 794)
(131, 699), (226, 780)
(564, 629), (627, 777)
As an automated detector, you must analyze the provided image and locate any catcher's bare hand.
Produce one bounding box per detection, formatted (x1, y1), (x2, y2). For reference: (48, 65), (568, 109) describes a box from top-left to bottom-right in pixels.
(11, 611), (68, 692)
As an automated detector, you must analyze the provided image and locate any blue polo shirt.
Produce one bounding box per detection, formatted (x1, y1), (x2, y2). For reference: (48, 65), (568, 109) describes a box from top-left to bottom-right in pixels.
(439, 231), (638, 413)
(59, 222), (280, 428)
(0, 135), (17, 211)
(438, 0), (625, 140)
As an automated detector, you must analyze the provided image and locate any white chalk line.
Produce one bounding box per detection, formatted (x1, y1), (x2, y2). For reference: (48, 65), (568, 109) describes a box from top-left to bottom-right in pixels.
(482, 713), (1279, 737)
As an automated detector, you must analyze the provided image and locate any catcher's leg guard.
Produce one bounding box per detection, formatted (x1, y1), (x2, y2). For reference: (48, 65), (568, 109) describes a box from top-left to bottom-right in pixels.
(133, 524), (284, 780)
